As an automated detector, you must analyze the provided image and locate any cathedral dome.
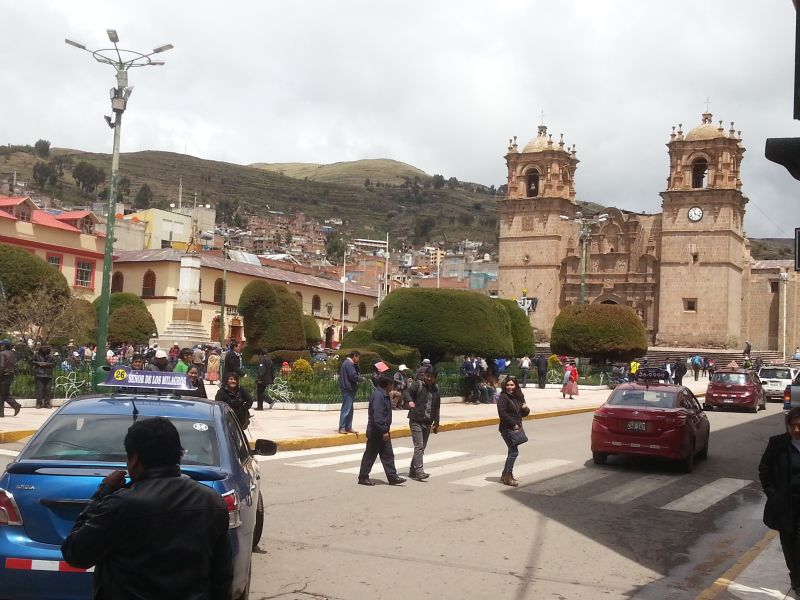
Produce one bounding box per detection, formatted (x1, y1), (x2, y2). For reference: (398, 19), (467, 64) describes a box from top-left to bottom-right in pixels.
(685, 112), (726, 142)
(522, 125), (553, 153)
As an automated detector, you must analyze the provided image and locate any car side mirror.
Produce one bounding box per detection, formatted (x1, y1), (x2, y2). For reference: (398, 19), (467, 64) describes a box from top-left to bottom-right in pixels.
(252, 439), (277, 456)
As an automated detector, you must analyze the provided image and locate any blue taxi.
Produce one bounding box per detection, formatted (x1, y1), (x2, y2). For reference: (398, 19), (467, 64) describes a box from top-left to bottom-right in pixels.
(0, 368), (276, 600)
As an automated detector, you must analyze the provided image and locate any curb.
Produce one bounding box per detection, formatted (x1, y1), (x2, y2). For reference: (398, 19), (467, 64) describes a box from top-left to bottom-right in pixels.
(0, 430), (37, 444)
(695, 529), (777, 599)
(271, 406), (600, 452)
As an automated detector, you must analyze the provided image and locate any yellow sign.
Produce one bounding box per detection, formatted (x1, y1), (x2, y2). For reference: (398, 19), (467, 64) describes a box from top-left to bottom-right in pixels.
(113, 368), (128, 381)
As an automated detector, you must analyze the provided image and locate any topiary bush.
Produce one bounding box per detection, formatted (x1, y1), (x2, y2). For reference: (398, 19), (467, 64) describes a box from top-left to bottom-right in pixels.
(497, 298), (535, 357)
(550, 304), (648, 362)
(268, 350), (311, 366)
(290, 358), (314, 381)
(302, 314), (322, 347)
(239, 281), (305, 353)
(93, 292), (148, 320)
(107, 306), (158, 344)
(0, 244), (70, 302)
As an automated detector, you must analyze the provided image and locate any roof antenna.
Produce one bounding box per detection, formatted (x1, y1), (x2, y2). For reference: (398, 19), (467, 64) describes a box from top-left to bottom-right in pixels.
(131, 397), (139, 423)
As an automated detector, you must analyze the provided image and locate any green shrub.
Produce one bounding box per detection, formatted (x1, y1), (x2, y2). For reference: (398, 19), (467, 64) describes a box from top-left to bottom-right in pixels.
(93, 292), (147, 320)
(107, 307), (157, 344)
(290, 358), (313, 381)
(497, 298), (535, 357)
(268, 350), (311, 365)
(550, 304), (648, 362)
(0, 244), (70, 302)
(302, 314), (322, 346)
(239, 280), (305, 353)
(340, 328), (373, 349)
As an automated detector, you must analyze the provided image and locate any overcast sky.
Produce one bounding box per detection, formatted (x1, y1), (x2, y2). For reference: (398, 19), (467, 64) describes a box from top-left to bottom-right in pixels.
(3, 1), (799, 238)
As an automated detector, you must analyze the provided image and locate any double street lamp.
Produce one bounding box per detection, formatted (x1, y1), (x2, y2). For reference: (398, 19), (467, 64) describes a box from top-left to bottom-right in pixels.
(340, 244), (355, 343)
(560, 211), (608, 304)
(66, 30), (173, 370)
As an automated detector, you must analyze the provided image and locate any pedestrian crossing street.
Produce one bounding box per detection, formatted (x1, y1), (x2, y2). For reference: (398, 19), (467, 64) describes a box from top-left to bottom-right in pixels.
(259, 443), (756, 514)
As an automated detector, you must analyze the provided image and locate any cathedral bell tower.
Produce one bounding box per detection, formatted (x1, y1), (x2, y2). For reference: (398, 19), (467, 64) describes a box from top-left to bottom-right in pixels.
(656, 113), (747, 346)
(497, 124), (580, 336)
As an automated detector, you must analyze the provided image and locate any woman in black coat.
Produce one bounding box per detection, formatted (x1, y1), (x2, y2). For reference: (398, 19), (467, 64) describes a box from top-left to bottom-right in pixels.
(496, 376), (529, 487)
(183, 366), (208, 399)
(215, 373), (253, 429)
(759, 406), (800, 591)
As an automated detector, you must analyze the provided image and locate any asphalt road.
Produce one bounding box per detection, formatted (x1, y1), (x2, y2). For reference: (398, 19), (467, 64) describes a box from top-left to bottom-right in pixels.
(0, 403), (784, 599)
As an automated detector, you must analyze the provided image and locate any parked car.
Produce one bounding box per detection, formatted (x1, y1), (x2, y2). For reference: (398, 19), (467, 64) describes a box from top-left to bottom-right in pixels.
(704, 368), (766, 413)
(758, 365), (797, 402)
(0, 372), (276, 600)
(591, 381), (710, 472)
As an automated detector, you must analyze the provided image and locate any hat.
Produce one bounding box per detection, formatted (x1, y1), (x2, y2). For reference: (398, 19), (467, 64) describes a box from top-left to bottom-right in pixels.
(106, 350), (114, 357)
(154, 349), (168, 359)
(398, 364), (408, 372)
(73, 351), (80, 357)
(282, 361), (289, 366)
(422, 358), (431, 365)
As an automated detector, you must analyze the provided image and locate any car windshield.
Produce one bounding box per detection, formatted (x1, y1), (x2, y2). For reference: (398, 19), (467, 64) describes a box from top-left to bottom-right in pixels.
(760, 368), (792, 379)
(712, 373), (747, 385)
(606, 389), (676, 408)
(22, 415), (220, 466)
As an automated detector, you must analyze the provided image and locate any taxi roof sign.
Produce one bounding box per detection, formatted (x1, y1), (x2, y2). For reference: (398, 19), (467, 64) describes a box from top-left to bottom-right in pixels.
(635, 367), (669, 382)
(104, 366), (194, 391)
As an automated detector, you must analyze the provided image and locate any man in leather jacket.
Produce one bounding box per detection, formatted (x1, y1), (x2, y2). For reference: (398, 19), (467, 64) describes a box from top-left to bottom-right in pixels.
(406, 369), (441, 481)
(62, 417), (232, 600)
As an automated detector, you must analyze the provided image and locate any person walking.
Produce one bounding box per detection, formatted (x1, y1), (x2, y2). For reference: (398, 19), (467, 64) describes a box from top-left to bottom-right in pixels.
(519, 355), (531, 388)
(0, 340), (21, 417)
(173, 348), (193, 374)
(744, 340), (752, 359)
(461, 354), (480, 403)
(497, 376), (529, 487)
(391, 364), (411, 410)
(62, 417), (232, 599)
(357, 375), (405, 486)
(206, 349), (221, 383)
(215, 373), (253, 429)
(674, 357), (688, 386)
(255, 350), (274, 410)
(406, 369), (441, 481)
(691, 354), (702, 381)
(415, 358), (432, 381)
(561, 361), (579, 399)
(192, 345), (206, 378)
(32, 344), (55, 409)
(338, 350), (361, 434)
(536, 354), (548, 389)
(759, 407), (800, 593)
(222, 340), (245, 383)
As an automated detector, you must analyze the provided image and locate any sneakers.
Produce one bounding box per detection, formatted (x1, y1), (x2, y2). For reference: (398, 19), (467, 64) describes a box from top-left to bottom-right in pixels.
(410, 472), (430, 481)
(388, 476), (406, 485)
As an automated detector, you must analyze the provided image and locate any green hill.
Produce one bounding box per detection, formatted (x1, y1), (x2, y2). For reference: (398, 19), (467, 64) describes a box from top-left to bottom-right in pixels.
(249, 158), (429, 187)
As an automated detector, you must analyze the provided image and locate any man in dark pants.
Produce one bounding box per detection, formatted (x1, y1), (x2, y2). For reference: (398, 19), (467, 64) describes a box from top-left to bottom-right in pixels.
(62, 417), (232, 599)
(536, 354), (548, 389)
(406, 369), (441, 481)
(0, 340), (21, 417)
(357, 375), (405, 486)
(222, 340), (245, 383)
(255, 349), (274, 410)
(32, 344), (55, 409)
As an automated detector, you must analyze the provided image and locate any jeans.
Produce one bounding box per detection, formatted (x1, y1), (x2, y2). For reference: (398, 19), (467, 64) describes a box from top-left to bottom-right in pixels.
(34, 377), (52, 408)
(339, 390), (356, 431)
(358, 430), (398, 481)
(500, 429), (520, 474)
(409, 421), (431, 475)
(520, 368), (529, 387)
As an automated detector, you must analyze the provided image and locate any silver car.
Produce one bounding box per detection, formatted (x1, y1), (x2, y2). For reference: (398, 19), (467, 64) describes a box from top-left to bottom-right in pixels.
(758, 365), (797, 401)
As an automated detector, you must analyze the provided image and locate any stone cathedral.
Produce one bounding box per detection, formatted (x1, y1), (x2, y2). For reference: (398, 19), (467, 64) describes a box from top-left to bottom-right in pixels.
(497, 112), (799, 350)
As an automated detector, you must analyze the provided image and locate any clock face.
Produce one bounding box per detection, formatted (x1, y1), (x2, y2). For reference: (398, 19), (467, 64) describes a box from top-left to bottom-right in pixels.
(688, 206), (704, 222)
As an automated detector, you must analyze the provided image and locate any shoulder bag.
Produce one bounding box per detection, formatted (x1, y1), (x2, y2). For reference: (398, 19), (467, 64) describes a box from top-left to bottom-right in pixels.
(509, 425), (528, 446)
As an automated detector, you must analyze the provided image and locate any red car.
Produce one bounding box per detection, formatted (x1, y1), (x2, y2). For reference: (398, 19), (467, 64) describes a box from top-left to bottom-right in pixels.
(591, 382), (710, 472)
(703, 368), (766, 413)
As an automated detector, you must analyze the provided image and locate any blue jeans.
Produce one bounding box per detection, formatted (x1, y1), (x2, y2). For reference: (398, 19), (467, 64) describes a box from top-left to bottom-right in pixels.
(339, 390), (356, 431)
(500, 429), (520, 474)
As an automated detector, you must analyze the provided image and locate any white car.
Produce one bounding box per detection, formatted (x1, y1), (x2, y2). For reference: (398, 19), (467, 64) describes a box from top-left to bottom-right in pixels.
(758, 365), (797, 401)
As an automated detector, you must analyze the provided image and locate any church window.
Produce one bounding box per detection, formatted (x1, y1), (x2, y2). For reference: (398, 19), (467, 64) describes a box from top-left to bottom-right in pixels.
(691, 158), (708, 188)
(142, 270), (156, 298)
(213, 278), (223, 303)
(526, 170), (540, 198)
(683, 298), (697, 312)
(771, 281), (779, 293)
(692, 253), (699, 264)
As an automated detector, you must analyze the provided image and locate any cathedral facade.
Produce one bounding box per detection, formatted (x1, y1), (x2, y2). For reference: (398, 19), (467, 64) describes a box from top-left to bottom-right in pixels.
(498, 113), (799, 351)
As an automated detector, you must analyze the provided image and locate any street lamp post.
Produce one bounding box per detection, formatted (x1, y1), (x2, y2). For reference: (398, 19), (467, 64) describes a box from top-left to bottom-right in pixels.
(220, 239), (229, 346)
(560, 212), (608, 304)
(340, 244), (354, 343)
(66, 30), (173, 371)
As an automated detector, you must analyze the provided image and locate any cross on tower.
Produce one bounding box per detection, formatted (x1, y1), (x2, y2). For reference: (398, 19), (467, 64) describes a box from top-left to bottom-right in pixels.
(704, 97), (711, 112)
(539, 110), (546, 126)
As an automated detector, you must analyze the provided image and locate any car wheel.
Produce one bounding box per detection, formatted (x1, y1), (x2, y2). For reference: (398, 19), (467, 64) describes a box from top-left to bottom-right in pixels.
(680, 441), (695, 473)
(759, 397), (766, 411)
(703, 403), (713, 411)
(252, 492), (264, 551)
(748, 399), (758, 414)
(697, 434), (709, 460)
(592, 451), (608, 465)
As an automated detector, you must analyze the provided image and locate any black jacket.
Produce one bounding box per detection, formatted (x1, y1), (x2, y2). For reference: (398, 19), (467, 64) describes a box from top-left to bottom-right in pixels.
(256, 356), (274, 385)
(61, 465), (232, 600)
(405, 379), (441, 426)
(759, 432), (797, 532)
(366, 387), (392, 437)
(497, 391), (525, 432)
(32, 351), (55, 379)
(0, 349), (15, 377)
(215, 385), (253, 428)
(184, 379), (209, 399)
(223, 351), (244, 380)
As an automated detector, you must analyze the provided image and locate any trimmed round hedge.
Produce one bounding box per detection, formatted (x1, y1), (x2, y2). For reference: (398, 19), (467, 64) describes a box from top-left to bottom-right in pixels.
(239, 280), (305, 354)
(497, 298), (535, 356)
(0, 244), (70, 301)
(550, 303), (648, 362)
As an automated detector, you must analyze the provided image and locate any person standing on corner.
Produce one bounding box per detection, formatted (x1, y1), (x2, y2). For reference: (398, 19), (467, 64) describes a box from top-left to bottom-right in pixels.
(255, 349), (274, 410)
(759, 407), (800, 594)
(338, 350), (361, 434)
(61, 417), (232, 599)
(536, 354), (548, 389)
(497, 376), (529, 487)
(406, 368), (441, 481)
(32, 344), (55, 409)
(0, 340), (21, 417)
(519, 355), (531, 388)
(357, 374), (405, 486)
(222, 340), (245, 384)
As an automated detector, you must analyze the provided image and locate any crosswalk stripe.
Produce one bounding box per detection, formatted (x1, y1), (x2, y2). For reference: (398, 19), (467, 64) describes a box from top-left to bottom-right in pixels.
(517, 467), (611, 496)
(288, 447), (413, 468)
(337, 450), (469, 475)
(661, 478), (751, 513)
(451, 458), (573, 487)
(257, 443), (366, 461)
(420, 455), (507, 477)
(591, 474), (687, 504)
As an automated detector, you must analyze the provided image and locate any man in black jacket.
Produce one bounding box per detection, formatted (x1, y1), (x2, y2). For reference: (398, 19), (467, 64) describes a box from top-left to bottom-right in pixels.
(0, 339), (21, 417)
(535, 354), (548, 389)
(223, 340), (245, 384)
(255, 350), (274, 410)
(62, 417), (232, 600)
(31, 344), (55, 409)
(357, 375), (405, 486)
(406, 369), (441, 481)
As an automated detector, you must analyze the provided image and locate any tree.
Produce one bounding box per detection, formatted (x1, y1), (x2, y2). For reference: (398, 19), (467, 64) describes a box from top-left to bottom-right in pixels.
(92, 292), (148, 321)
(325, 234), (345, 264)
(107, 306), (158, 344)
(447, 176), (459, 189)
(238, 281), (305, 356)
(118, 176), (131, 201)
(134, 183), (153, 209)
(372, 288), (513, 363)
(550, 304), (648, 363)
(302, 314), (322, 347)
(412, 216), (435, 243)
(340, 319), (419, 365)
(0, 286), (94, 347)
(497, 299), (535, 357)
(72, 161), (104, 195)
(34, 139), (50, 159)
(32, 161), (57, 190)
(0, 244), (70, 302)
(432, 174), (445, 189)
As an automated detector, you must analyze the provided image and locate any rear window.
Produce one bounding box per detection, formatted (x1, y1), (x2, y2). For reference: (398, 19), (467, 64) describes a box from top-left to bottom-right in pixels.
(606, 389), (677, 408)
(22, 415), (220, 466)
(711, 373), (747, 385)
(760, 368), (792, 380)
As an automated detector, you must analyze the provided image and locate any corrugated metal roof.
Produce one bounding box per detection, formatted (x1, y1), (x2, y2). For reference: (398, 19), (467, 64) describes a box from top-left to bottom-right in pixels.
(114, 249), (377, 297)
(752, 259), (795, 270)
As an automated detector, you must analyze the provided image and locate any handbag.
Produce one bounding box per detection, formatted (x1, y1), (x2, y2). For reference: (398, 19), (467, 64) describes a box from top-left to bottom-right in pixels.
(508, 425), (528, 445)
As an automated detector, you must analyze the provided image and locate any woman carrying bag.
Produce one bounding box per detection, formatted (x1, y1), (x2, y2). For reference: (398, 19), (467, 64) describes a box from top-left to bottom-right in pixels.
(497, 376), (530, 487)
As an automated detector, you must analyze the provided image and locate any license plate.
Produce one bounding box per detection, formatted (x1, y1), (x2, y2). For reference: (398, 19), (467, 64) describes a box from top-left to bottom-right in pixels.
(723, 398), (735, 403)
(626, 421), (646, 431)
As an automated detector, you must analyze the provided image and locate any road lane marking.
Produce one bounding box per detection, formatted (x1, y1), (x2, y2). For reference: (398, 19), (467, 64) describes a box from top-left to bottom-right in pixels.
(591, 474), (687, 504)
(257, 443), (366, 461)
(662, 478), (752, 513)
(337, 450), (468, 475)
(0, 449), (19, 457)
(288, 447), (413, 468)
(419, 455), (507, 477)
(451, 458), (573, 487)
(517, 468), (611, 496)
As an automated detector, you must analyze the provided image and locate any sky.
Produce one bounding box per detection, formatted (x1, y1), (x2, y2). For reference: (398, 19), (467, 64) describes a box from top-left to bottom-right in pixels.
(3, 1), (799, 238)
